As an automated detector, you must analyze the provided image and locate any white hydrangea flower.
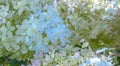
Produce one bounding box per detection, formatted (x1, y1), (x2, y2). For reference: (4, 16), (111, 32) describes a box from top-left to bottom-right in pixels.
(74, 52), (81, 58)
(89, 57), (101, 64)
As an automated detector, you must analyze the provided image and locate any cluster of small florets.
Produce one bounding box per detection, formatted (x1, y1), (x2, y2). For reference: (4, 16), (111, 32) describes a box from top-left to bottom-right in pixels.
(0, 5), (12, 25)
(0, 0), (118, 65)
(0, 0), (72, 60)
(26, 39), (114, 66)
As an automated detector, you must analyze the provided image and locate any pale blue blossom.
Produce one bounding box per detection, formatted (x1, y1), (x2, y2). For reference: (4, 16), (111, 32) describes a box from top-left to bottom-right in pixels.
(97, 61), (113, 66)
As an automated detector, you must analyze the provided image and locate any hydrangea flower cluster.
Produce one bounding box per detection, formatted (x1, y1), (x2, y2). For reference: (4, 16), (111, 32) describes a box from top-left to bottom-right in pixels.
(0, 5), (12, 25)
(16, 5), (72, 53)
(0, 0), (119, 66)
(57, 0), (120, 48)
(27, 39), (114, 66)
(0, 0), (72, 60)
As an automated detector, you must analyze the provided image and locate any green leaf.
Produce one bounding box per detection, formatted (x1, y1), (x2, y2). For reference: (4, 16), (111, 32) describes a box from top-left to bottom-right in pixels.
(0, 57), (6, 64)
(82, 42), (89, 48)
(7, 59), (25, 66)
